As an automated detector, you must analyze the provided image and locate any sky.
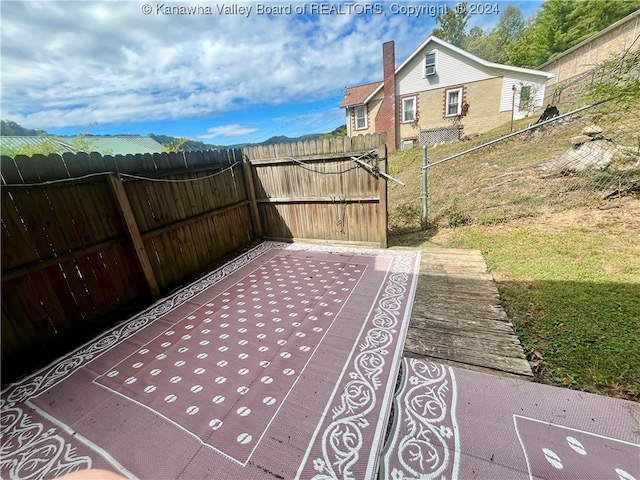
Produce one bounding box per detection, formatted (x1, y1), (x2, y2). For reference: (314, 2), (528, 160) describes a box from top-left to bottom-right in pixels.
(1, 0), (544, 146)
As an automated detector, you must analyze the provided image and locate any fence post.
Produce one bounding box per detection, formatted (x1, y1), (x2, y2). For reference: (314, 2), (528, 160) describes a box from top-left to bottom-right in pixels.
(421, 145), (428, 230)
(107, 173), (161, 299)
(377, 142), (388, 248)
(242, 155), (263, 238)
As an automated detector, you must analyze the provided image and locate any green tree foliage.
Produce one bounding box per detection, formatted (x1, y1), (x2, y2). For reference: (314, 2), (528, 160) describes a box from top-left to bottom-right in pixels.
(0, 120), (46, 136)
(432, 3), (470, 48)
(321, 125), (347, 139)
(69, 122), (99, 154)
(463, 5), (527, 64)
(445, 0), (640, 68)
(465, 26), (501, 62)
(564, 0), (640, 52)
(510, 0), (640, 67)
(149, 133), (222, 151)
(163, 136), (189, 153)
(494, 5), (526, 46)
(500, 18), (546, 67)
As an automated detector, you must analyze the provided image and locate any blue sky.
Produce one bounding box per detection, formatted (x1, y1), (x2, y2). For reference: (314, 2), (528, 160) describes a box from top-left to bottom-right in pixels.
(1, 1), (544, 145)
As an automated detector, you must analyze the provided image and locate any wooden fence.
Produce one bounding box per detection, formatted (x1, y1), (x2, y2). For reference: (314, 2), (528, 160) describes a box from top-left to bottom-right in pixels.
(1, 133), (387, 382)
(1, 149), (255, 381)
(245, 132), (387, 248)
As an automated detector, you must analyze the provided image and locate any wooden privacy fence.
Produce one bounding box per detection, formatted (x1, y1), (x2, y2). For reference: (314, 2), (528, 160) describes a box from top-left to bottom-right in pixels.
(1, 133), (387, 382)
(1, 149), (255, 381)
(245, 132), (388, 248)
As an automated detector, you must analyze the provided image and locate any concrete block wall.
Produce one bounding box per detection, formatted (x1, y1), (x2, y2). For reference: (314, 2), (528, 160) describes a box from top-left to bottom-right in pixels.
(541, 11), (640, 88)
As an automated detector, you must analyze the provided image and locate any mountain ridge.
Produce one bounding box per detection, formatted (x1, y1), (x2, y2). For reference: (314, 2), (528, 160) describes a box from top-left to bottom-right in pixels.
(1, 120), (347, 151)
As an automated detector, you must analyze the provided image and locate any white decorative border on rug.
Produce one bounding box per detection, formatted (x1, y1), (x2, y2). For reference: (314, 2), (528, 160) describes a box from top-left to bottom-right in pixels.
(0, 405), (95, 480)
(1, 243), (277, 480)
(1, 241), (274, 409)
(379, 358), (460, 480)
(1, 242), (421, 480)
(296, 249), (421, 480)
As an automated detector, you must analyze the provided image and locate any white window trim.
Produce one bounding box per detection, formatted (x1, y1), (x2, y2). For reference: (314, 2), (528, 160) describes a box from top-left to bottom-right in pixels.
(425, 50), (437, 77)
(402, 96), (417, 123)
(354, 106), (367, 130)
(445, 88), (463, 117)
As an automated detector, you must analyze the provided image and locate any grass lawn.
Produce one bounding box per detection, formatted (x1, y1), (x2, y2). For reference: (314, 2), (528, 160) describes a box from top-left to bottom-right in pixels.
(387, 106), (640, 400)
(430, 204), (639, 400)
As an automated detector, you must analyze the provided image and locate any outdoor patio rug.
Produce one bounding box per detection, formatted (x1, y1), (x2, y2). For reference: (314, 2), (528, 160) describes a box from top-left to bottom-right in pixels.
(380, 357), (639, 480)
(0, 241), (421, 480)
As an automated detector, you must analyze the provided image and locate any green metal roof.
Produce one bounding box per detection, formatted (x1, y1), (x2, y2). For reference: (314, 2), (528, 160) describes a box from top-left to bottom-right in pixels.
(1, 136), (165, 156)
(1, 136), (63, 153)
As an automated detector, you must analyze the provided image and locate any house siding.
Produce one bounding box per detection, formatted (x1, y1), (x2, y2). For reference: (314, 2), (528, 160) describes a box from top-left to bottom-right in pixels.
(347, 96), (382, 137)
(500, 73), (547, 119)
(342, 36), (552, 150)
(463, 77), (513, 134)
(399, 76), (511, 142)
(397, 44), (495, 96)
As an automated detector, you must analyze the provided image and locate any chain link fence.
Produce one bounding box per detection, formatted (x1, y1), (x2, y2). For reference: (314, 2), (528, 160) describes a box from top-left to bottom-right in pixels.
(388, 49), (640, 232)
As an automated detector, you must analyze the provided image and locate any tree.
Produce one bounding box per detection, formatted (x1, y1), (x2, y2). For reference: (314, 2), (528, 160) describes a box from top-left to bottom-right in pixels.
(563, 0), (640, 48)
(463, 6), (526, 63)
(495, 5), (526, 46)
(163, 136), (189, 153)
(506, 0), (640, 67)
(501, 19), (547, 67)
(465, 27), (501, 62)
(69, 122), (99, 153)
(0, 119), (46, 136)
(321, 125), (347, 140)
(432, 3), (470, 48)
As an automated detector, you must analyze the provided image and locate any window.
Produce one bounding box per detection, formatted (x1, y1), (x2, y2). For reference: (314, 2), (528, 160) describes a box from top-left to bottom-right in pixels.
(519, 85), (531, 111)
(402, 97), (416, 123)
(355, 106), (367, 129)
(446, 88), (462, 117)
(425, 51), (437, 76)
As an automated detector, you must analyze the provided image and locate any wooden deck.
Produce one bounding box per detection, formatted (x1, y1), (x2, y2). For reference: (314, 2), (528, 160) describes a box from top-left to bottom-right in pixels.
(396, 247), (533, 380)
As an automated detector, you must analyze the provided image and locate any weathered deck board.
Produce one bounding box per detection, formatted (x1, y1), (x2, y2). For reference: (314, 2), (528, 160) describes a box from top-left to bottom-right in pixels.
(397, 247), (533, 379)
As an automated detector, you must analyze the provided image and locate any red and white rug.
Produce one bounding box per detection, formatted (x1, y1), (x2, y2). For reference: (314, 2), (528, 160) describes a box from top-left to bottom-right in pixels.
(1, 241), (421, 479)
(380, 357), (639, 480)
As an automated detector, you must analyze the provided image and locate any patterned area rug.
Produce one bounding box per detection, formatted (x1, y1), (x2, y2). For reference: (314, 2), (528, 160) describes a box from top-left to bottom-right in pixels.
(381, 357), (640, 480)
(1, 242), (421, 480)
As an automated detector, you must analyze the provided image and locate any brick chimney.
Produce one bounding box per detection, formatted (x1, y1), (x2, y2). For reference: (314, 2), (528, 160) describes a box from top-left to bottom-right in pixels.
(375, 41), (397, 150)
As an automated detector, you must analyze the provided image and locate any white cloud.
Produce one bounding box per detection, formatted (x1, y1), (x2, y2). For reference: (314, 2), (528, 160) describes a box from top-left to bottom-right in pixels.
(0, 1), (467, 131)
(199, 125), (258, 138)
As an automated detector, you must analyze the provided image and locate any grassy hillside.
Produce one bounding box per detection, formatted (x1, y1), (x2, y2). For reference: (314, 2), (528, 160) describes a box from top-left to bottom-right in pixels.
(387, 104), (640, 400)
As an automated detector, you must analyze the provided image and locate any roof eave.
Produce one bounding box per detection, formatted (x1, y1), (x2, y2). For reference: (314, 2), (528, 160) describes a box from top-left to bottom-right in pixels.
(364, 84), (383, 104)
(340, 81), (384, 108)
(395, 35), (554, 79)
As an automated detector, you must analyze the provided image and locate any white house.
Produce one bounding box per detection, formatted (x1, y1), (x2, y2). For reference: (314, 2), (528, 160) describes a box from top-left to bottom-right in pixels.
(341, 36), (555, 149)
